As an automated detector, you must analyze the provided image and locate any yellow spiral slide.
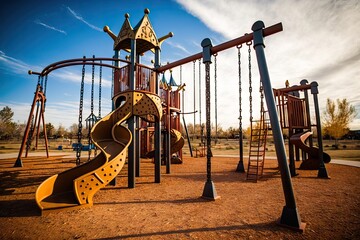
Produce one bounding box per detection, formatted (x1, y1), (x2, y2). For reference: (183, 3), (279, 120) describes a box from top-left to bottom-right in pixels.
(35, 91), (162, 213)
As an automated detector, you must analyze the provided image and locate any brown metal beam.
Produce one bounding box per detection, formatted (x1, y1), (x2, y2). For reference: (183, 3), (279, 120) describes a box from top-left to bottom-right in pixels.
(156, 22), (283, 73)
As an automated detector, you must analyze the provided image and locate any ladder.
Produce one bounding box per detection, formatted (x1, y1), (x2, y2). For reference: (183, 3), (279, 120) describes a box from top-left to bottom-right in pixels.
(246, 114), (269, 182)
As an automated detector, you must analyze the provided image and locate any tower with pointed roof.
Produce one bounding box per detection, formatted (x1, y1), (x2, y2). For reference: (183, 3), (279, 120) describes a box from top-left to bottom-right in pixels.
(103, 8), (182, 188)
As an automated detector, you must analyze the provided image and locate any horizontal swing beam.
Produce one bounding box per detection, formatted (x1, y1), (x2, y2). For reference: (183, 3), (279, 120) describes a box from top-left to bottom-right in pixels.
(29, 57), (131, 77)
(156, 22), (283, 73)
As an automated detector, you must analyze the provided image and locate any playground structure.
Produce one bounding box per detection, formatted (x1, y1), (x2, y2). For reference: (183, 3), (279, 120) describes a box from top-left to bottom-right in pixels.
(13, 8), (336, 231)
(246, 79), (331, 181)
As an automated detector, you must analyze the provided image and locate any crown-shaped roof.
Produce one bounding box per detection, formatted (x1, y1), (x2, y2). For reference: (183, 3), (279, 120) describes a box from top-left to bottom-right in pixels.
(168, 71), (178, 86)
(113, 9), (159, 54)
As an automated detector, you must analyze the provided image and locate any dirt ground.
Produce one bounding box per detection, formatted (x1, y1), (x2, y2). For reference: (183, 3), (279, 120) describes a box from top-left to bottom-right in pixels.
(0, 154), (359, 240)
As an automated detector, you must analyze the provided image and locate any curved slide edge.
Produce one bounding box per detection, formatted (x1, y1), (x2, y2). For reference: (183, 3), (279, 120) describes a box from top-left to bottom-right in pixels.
(170, 129), (185, 164)
(35, 91), (162, 213)
(145, 128), (184, 163)
(290, 131), (331, 170)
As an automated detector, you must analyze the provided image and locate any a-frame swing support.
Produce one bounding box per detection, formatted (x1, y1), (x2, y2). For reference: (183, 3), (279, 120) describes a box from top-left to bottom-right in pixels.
(157, 20), (305, 231)
(252, 21), (305, 231)
(14, 82), (49, 167)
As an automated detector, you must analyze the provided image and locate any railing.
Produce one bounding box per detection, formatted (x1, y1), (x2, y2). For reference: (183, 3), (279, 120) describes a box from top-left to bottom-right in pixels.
(273, 87), (310, 130)
(113, 64), (156, 96)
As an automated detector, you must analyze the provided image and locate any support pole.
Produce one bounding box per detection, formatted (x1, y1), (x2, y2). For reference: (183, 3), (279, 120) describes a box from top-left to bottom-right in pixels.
(301, 79), (313, 148)
(166, 90), (171, 174)
(154, 48), (161, 183)
(311, 82), (330, 179)
(109, 51), (119, 186)
(128, 39), (136, 188)
(136, 117), (141, 177)
(136, 54), (141, 178)
(201, 38), (219, 200)
(183, 116), (193, 157)
(252, 21), (305, 231)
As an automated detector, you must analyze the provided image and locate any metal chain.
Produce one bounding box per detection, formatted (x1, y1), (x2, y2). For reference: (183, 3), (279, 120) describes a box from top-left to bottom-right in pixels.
(76, 57), (86, 165)
(199, 59), (203, 144)
(247, 41), (253, 122)
(237, 44), (243, 132)
(205, 62), (212, 180)
(91, 55), (95, 115)
(88, 56), (95, 161)
(214, 53), (218, 144)
(193, 60), (196, 138)
(98, 60), (102, 119)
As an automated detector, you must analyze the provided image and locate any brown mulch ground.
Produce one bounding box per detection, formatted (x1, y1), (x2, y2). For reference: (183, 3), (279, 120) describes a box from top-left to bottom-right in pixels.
(0, 155), (359, 240)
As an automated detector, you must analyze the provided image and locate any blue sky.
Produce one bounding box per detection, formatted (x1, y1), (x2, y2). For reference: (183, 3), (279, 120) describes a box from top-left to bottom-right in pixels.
(1, 0), (359, 130)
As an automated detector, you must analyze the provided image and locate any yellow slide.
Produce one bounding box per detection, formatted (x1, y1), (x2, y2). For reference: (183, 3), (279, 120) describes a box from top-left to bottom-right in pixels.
(35, 90), (162, 213)
(145, 129), (184, 163)
(170, 129), (185, 155)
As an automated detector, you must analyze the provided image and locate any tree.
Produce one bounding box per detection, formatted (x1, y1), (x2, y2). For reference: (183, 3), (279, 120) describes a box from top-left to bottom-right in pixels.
(45, 123), (55, 138)
(55, 124), (66, 139)
(0, 106), (14, 123)
(323, 98), (357, 147)
(0, 106), (16, 140)
(68, 123), (79, 139)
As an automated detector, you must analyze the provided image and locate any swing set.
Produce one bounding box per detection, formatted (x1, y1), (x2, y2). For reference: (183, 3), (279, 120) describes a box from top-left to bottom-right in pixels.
(14, 8), (333, 231)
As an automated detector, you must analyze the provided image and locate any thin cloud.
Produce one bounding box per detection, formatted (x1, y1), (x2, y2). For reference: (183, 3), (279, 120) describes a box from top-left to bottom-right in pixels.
(67, 6), (102, 32)
(166, 41), (192, 55)
(34, 20), (67, 35)
(0, 51), (112, 87)
(0, 50), (38, 74)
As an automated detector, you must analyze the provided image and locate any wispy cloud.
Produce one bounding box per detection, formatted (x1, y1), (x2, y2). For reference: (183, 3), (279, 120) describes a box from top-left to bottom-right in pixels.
(0, 53), (113, 128)
(0, 50), (39, 74)
(67, 6), (102, 32)
(52, 69), (112, 88)
(34, 20), (67, 35)
(176, 0), (360, 129)
(0, 51), (112, 88)
(166, 41), (192, 55)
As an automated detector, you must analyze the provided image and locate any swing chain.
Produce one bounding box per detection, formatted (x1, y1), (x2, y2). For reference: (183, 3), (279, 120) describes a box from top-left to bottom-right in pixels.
(88, 56), (96, 161)
(76, 57), (86, 165)
(247, 41), (253, 122)
(214, 53), (218, 144)
(237, 45), (242, 125)
(199, 59), (203, 144)
(91, 55), (95, 115)
(98, 61), (102, 119)
(193, 60), (196, 138)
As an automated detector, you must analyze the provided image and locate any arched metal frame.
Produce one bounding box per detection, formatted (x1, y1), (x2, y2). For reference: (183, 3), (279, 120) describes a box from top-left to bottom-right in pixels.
(29, 57), (131, 77)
